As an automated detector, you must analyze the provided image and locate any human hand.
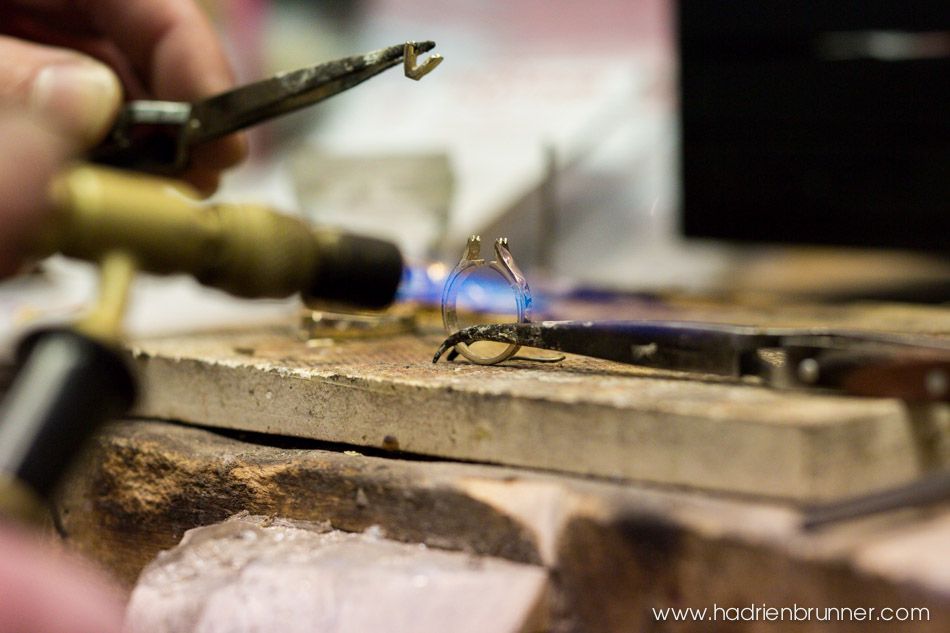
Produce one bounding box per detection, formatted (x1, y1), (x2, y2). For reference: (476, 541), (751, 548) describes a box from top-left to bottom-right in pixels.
(0, 110), (71, 277)
(0, 520), (124, 633)
(0, 0), (247, 192)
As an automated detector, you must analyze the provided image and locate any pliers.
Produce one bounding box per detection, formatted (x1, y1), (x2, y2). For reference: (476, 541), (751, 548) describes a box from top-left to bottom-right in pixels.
(88, 41), (441, 173)
(434, 320), (950, 402)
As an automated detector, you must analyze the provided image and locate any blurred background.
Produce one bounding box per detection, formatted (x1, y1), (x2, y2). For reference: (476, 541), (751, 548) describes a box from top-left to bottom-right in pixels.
(210, 0), (949, 293)
(213, 0), (692, 288)
(1, 0), (948, 346)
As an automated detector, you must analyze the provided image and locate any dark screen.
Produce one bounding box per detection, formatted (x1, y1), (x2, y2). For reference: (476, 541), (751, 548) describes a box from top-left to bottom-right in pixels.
(679, 1), (950, 251)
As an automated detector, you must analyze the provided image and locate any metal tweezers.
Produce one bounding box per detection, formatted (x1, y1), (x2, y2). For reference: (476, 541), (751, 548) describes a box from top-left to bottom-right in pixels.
(89, 41), (441, 173)
(433, 320), (950, 401)
(436, 320), (950, 527)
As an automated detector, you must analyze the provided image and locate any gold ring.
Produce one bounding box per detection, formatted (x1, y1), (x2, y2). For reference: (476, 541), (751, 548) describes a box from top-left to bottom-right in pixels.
(441, 236), (531, 365)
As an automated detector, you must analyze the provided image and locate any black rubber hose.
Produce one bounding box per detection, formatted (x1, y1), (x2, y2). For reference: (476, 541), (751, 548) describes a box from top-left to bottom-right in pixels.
(0, 329), (136, 499)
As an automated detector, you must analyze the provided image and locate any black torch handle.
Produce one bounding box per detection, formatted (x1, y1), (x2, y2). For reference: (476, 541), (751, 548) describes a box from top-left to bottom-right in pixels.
(0, 329), (136, 500)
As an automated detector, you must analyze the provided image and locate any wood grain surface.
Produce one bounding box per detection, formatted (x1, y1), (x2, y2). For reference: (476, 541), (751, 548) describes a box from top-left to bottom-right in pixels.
(127, 300), (950, 501)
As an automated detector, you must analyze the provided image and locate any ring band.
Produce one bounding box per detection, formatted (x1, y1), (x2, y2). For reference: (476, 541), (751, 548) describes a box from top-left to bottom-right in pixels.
(441, 236), (531, 365)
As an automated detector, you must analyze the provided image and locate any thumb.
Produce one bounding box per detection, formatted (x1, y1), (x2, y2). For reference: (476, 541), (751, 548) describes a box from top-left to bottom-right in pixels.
(0, 35), (122, 146)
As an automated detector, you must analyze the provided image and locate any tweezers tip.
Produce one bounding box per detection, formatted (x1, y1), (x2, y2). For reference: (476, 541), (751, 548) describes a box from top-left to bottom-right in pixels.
(412, 40), (437, 53)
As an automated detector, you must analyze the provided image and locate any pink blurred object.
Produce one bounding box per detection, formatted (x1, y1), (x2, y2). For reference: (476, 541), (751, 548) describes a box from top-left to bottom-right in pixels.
(219, 0), (272, 162)
(223, 0), (267, 82)
(0, 522), (124, 633)
(365, 0), (671, 57)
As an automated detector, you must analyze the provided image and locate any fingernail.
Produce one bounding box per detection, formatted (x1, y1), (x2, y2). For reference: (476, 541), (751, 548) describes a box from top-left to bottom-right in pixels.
(29, 62), (122, 146)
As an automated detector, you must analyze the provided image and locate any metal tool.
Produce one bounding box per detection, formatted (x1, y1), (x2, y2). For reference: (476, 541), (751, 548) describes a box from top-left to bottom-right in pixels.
(802, 471), (950, 530)
(89, 41), (442, 173)
(433, 320), (950, 401)
(43, 164), (404, 320)
(302, 309), (416, 342)
(0, 161), (406, 522)
(0, 41), (443, 523)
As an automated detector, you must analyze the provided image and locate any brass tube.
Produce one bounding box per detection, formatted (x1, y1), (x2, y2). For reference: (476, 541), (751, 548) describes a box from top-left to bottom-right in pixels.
(43, 163), (402, 309)
(0, 473), (48, 525)
(45, 164), (320, 300)
(75, 250), (137, 342)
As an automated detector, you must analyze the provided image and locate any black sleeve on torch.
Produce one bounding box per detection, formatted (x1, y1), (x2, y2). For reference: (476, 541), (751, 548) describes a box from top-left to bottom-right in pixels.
(309, 234), (404, 310)
(0, 329), (136, 499)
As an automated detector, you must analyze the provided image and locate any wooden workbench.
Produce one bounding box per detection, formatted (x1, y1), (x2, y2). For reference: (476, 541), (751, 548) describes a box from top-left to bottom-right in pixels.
(126, 301), (950, 502)
(60, 419), (950, 632)
(52, 300), (950, 631)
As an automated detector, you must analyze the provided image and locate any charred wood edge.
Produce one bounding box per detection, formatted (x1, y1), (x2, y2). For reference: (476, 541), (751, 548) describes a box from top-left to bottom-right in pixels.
(54, 419), (544, 587)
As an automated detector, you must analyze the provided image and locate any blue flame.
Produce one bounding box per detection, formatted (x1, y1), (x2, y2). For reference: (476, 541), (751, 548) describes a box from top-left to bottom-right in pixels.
(396, 263), (545, 313)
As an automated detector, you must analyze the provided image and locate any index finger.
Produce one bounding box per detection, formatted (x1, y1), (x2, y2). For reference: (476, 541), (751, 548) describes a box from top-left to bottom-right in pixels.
(94, 0), (248, 171)
(12, 0), (247, 173)
(13, 0), (235, 100)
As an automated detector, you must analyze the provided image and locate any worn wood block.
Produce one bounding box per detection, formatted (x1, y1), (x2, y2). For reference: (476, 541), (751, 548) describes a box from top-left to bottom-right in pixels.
(128, 307), (950, 500)
(58, 420), (546, 588)
(58, 420), (950, 632)
(124, 515), (548, 633)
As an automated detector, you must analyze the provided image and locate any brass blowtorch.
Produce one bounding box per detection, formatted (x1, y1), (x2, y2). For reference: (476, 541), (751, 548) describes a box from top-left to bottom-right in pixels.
(0, 39), (441, 524)
(44, 163), (403, 341)
(0, 164), (403, 522)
